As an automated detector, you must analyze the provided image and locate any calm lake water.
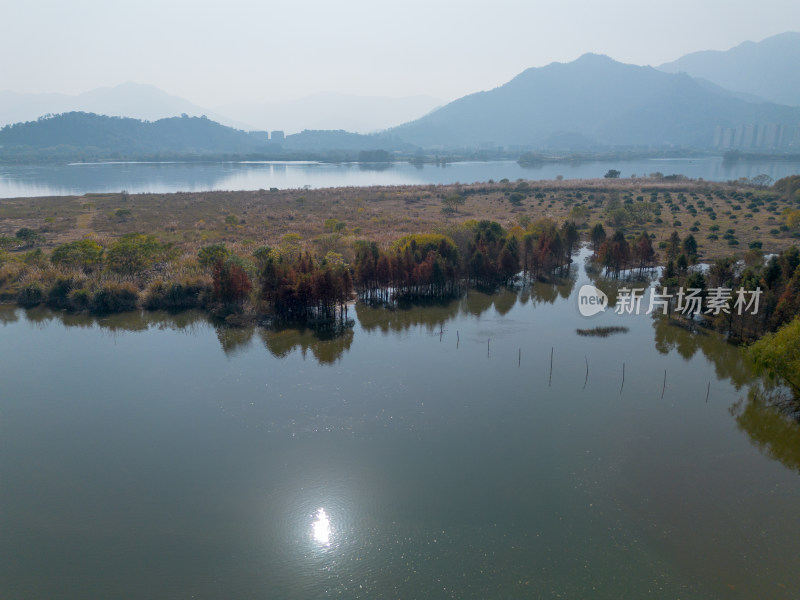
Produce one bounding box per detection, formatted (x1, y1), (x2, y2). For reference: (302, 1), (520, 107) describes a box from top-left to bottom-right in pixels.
(2, 254), (799, 599)
(2, 157), (800, 198)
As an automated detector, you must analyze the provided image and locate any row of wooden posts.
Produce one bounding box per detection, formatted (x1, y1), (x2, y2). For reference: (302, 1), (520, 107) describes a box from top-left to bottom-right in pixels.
(439, 325), (712, 401)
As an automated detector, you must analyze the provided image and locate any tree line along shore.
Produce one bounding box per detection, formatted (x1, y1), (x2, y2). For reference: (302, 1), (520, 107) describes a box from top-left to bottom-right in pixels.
(1, 176), (799, 343)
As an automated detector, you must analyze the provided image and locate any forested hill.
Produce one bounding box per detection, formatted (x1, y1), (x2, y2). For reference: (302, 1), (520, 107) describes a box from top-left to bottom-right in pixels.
(0, 112), (413, 162)
(0, 112), (274, 160)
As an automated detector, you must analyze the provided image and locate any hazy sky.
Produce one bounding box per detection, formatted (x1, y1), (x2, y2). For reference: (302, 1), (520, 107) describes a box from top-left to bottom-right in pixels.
(3, 0), (798, 106)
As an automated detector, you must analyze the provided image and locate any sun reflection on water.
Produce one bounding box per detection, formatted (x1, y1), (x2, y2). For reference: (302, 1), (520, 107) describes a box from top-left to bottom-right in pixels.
(312, 508), (331, 545)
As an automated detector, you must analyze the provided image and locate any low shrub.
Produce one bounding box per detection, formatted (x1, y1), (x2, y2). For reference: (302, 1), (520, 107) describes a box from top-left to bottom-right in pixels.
(68, 288), (91, 311)
(46, 276), (77, 309)
(91, 282), (140, 313)
(18, 282), (44, 307)
(143, 277), (212, 310)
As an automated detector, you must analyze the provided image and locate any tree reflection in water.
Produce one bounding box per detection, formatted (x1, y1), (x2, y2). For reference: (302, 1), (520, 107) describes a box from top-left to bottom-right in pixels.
(731, 385), (800, 474)
(650, 312), (800, 474)
(357, 296), (460, 334)
(7, 282), (800, 475)
(0, 304), (19, 325)
(258, 326), (354, 364)
(652, 315), (753, 390)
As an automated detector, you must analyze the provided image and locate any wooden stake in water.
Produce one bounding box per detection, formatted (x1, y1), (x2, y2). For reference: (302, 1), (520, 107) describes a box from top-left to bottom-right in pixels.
(583, 356), (589, 390)
(705, 382), (710, 403)
(661, 370), (667, 400)
(457, 330), (459, 349)
(549, 347), (554, 387)
(620, 362), (625, 395)
(518, 348), (521, 367)
(488, 338), (490, 358)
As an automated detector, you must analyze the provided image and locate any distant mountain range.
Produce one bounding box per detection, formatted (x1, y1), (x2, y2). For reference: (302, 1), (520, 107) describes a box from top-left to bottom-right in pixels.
(2, 32), (799, 158)
(658, 32), (800, 107)
(390, 52), (800, 151)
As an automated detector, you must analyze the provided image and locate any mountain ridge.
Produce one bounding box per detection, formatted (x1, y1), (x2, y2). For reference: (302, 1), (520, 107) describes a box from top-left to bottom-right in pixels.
(4, 36), (800, 158)
(658, 32), (800, 106)
(390, 52), (800, 151)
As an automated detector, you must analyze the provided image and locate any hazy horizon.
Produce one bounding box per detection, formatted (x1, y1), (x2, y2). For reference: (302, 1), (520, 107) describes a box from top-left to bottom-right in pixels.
(3, 0), (799, 108)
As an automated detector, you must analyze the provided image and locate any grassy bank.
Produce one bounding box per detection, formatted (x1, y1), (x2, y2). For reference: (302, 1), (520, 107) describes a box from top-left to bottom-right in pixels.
(1, 176), (798, 324)
(1, 178), (798, 260)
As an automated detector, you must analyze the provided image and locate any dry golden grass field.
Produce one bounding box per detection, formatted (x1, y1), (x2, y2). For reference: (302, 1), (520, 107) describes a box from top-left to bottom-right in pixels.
(1, 178), (797, 263)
